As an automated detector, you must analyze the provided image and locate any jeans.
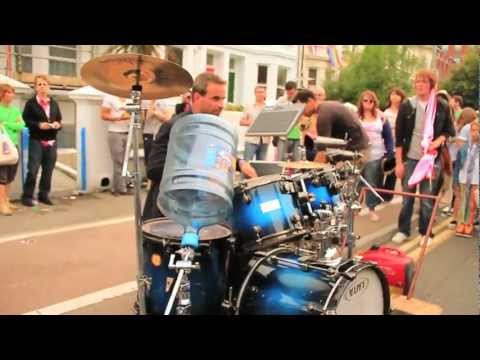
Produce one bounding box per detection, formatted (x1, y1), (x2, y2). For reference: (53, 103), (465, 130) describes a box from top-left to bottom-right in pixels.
(398, 157), (444, 236)
(277, 139), (300, 161)
(23, 139), (57, 200)
(361, 158), (383, 211)
(108, 132), (128, 193)
(244, 142), (269, 161)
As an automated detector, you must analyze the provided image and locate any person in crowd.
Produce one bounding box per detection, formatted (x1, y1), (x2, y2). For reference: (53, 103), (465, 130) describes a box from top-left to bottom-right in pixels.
(357, 90), (394, 222)
(22, 75), (62, 207)
(391, 69), (455, 245)
(240, 85), (270, 161)
(0, 84), (25, 215)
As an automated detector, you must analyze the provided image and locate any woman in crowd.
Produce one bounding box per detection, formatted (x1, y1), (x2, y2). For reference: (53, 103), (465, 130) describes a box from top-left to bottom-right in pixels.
(0, 84), (25, 215)
(357, 90), (394, 222)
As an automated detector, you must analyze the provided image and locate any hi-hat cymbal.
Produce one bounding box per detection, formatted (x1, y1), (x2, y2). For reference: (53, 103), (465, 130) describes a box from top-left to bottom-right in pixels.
(81, 53), (193, 100)
(284, 161), (329, 169)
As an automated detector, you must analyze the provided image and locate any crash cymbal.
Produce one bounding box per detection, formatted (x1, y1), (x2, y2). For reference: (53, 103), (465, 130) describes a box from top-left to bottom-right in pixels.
(284, 161), (330, 169)
(81, 53), (193, 100)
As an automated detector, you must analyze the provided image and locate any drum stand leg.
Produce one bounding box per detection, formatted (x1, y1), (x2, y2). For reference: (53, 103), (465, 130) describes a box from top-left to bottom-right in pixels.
(121, 84), (149, 315)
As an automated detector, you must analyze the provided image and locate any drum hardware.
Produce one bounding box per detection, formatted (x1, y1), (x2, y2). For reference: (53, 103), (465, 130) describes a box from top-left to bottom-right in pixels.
(221, 286), (235, 315)
(242, 193), (251, 204)
(253, 226), (263, 243)
(164, 247), (201, 315)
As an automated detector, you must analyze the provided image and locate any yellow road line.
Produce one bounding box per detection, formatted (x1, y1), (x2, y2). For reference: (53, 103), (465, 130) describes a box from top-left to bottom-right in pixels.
(397, 217), (452, 254)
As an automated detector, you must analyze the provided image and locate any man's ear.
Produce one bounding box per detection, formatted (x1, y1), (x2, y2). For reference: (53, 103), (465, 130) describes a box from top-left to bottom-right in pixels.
(192, 92), (201, 103)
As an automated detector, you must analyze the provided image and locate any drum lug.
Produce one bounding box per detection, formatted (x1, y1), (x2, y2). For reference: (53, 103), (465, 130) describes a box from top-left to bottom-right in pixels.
(242, 192), (251, 204)
(253, 226), (262, 243)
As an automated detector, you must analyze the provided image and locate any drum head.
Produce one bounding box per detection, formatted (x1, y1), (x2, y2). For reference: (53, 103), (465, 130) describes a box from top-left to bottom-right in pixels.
(335, 266), (387, 315)
(142, 218), (232, 242)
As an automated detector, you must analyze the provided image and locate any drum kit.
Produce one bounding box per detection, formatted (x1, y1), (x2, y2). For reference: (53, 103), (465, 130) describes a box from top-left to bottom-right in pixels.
(81, 53), (390, 316)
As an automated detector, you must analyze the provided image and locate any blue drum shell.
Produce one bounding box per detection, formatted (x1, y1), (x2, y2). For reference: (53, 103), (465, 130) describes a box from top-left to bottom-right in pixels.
(232, 177), (301, 251)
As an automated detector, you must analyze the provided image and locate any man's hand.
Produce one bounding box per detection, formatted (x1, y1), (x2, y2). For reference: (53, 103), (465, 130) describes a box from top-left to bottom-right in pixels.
(120, 111), (131, 121)
(239, 160), (257, 179)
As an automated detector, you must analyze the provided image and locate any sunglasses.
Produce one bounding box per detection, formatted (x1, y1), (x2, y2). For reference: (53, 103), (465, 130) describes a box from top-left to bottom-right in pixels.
(363, 99), (374, 104)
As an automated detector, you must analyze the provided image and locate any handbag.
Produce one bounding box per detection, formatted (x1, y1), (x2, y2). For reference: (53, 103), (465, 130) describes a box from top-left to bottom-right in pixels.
(440, 143), (452, 176)
(0, 125), (19, 166)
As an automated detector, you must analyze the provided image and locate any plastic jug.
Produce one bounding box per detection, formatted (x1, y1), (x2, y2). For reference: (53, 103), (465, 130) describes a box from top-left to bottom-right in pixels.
(158, 114), (238, 248)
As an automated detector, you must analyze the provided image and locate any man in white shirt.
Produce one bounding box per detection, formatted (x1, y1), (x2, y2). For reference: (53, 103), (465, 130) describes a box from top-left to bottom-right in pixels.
(240, 86), (270, 161)
(100, 95), (132, 196)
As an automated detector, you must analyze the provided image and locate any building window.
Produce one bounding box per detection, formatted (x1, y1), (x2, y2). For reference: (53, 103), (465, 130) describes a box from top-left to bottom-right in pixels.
(207, 53), (214, 66)
(14, 45), (33, 73)
(308, 68), (317, 86)
(165, 46), (183, 66)
(277, 66), (288, 99)
(257, 65), (268, 85)
(48, 45), (77, 77)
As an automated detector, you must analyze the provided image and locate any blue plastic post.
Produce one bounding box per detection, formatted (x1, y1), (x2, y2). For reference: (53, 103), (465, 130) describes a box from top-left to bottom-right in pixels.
(181, 232), (200, 249)
(21, 128), (29, 185)
(80, 127), (87, 192)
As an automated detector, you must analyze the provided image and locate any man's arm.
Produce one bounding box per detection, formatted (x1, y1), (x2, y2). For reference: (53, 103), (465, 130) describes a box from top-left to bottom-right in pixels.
(147, 100), (170, 123)
(238, 159), (257, 178)
(394, 101), (409, 179)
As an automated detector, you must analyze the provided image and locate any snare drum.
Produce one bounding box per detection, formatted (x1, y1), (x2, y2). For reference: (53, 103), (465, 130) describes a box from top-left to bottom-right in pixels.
(232, 175), (305, 253)
(142, 218), (232, 315)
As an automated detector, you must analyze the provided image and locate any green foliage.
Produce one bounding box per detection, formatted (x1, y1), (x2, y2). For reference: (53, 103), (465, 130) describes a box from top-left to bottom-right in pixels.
(324, 46), (420, 109)
(224, 103), (244, 112)
(441, 50), (479, 110)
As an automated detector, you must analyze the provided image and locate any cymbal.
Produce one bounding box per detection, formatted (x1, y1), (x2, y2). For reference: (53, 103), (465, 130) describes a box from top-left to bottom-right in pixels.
(81, 53), (193, 100)
(284, 161), (330, 169)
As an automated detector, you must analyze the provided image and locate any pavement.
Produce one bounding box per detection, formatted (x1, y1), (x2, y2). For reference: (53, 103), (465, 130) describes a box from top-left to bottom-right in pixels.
(0, 174), (478, 315)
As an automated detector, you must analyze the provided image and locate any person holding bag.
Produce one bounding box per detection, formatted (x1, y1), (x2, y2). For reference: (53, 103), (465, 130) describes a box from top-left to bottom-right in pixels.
(0, 84), (25, 215)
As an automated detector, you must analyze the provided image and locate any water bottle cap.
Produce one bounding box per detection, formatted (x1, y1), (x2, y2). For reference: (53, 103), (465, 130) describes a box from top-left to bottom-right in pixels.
(181, 232), (200, 248)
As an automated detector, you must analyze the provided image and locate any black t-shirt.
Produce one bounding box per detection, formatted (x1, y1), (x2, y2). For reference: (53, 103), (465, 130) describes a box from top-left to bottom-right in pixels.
(316, 101), (369, 151)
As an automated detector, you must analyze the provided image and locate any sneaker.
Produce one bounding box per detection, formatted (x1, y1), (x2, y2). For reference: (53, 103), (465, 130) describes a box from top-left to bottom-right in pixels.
(392, 232), (408, 244)
(368, 211), (380, 222)
(448, 220), (457, 230)
(419, 236), (433, 246)
(442, 206), (450, 214)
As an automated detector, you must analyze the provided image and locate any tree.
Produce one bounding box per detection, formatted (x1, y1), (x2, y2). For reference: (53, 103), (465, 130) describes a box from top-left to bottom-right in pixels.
(441, 50), (479, 110)
(324, 46), (420, 109)
(106, 45), (161, 57)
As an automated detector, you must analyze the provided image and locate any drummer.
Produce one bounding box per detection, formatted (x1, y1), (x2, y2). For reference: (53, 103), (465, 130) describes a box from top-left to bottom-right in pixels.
(143, 72), (257, 221)
(293, 89), (370, 163)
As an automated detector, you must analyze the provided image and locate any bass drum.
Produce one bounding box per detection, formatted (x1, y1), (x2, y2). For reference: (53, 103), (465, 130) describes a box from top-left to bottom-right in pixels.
(142, 218), (232, 315)
(234, 253), (390, 315)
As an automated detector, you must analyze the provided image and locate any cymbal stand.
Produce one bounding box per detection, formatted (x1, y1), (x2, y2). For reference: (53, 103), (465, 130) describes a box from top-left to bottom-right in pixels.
(121, 81), (149, 315)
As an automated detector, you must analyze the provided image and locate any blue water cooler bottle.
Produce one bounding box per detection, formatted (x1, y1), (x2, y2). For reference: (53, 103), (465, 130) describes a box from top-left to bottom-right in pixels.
(158, 114), (238, 248)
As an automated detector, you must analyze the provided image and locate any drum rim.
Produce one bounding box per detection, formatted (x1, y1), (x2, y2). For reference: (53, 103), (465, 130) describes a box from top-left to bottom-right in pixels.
(235, 174), (292, 191)
(323, 261), (390, 314)
(142, 217), (232, 243)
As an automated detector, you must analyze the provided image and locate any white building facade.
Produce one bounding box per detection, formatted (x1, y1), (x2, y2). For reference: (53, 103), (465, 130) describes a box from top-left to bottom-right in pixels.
(0, 45), (298, 149)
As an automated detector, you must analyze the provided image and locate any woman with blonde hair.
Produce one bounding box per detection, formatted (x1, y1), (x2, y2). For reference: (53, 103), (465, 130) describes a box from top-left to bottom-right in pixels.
(357, 90), (394, 222)
(0, 84), (26, 215)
